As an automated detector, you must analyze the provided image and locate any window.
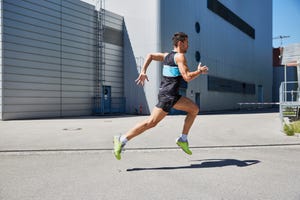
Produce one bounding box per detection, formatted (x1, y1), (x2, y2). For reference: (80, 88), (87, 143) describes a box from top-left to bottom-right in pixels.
(103, 26), (123, 46)
(195, 51), (201, 62)
(207, 0), (255, 39)
(195, 22), (201, 33)
(208, 75), (255, 94)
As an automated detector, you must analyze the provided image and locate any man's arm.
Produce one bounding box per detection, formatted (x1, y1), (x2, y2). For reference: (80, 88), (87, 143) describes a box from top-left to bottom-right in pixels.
(136, 53), (168, 86)
(176, 53), (208, 82)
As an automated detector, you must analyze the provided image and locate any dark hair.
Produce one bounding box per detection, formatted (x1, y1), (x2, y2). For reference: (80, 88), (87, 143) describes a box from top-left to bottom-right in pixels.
(172, 32), (188, 47)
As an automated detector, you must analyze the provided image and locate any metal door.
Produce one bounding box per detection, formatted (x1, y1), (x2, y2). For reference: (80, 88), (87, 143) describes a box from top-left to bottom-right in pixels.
(103, 86), (111, 113)
(257, 85), (263, 103)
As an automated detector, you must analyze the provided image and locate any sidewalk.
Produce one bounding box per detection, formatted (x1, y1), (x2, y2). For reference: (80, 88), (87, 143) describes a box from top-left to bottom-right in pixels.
(0, 110), (298, 152)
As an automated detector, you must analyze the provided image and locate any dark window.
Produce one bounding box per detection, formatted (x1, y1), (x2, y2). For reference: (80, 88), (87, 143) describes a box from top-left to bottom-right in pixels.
(208, 75), (255, 94)
(207, 0), (255, 39)
(195, 22), (201, 33)
(195, 51), (201, 62)
(103, 26), (123, 46)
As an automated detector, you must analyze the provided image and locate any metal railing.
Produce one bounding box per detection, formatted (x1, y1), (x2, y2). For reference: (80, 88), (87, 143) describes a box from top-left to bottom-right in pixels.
(279, 81), (300, 103)
(279, 81), (300, 121)
(237, 102), (279, 110)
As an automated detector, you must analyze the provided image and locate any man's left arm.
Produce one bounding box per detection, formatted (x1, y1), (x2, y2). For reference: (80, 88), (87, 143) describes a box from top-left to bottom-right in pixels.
(176, 53), (208, 82)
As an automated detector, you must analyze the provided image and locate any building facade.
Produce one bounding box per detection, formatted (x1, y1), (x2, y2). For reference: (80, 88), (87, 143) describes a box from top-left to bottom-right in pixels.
(105, 0), (273, 113)
(0, 0), (272, 120)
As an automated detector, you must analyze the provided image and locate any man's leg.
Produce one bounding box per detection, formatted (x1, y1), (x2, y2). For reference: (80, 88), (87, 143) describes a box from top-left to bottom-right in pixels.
(173, 96), (199, 135)
(114, 107), (167, 160)
(172, 96), (199, 155)
(124, 107), (168, 140)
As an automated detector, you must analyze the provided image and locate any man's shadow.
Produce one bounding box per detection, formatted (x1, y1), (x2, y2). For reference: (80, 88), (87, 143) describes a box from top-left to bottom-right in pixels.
(127, 159), (260, 172)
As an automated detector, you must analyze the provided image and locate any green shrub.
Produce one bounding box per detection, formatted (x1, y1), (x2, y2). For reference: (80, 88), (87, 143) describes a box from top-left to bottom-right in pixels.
(283, 120), (300, 136)
(291, 120), (300, 132)
(283, 123), (295, 136)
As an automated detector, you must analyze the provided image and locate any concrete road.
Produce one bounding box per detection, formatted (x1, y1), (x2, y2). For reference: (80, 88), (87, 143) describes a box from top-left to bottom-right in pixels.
(0, 111), (300, 200)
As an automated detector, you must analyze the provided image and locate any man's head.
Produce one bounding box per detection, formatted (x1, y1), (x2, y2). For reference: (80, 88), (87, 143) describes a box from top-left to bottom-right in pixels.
(172, 32), (188, 53)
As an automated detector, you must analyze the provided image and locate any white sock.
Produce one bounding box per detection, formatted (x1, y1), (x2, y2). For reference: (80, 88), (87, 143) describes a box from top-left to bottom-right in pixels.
(180, 133), (188, 141)
(120, 135), (128, 145)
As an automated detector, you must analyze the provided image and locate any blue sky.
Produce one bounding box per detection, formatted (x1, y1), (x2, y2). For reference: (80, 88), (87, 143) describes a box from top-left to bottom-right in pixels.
(273, 0), (300, 47)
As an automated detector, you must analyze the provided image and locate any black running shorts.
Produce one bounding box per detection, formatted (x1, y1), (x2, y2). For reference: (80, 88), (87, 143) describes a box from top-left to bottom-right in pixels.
(156, 94), (182, 113)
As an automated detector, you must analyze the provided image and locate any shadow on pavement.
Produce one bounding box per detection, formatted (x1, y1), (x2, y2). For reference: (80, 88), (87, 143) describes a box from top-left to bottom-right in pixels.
(126, 159), (260, 172)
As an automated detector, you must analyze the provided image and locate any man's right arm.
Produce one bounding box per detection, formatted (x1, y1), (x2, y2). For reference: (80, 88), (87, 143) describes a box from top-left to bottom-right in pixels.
(136, 52), (167, 86)
(140, 53), (167, 74)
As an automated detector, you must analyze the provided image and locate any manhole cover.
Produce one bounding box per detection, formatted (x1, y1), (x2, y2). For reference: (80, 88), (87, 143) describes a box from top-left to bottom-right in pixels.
(62, 128), (82, 131)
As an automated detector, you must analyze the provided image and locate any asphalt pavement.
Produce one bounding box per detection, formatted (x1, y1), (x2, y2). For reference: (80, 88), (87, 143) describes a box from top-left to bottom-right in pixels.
(0, 110), (300, 200)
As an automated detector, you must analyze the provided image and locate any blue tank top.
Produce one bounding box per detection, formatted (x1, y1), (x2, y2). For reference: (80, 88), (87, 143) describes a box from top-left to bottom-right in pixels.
(162, 51), (181, 77)
(158, 51), (186, 98)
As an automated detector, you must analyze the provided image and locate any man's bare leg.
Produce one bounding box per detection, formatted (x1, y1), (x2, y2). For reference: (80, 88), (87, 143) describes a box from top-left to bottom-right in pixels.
(114, 107), (167, 160)
(173, 96), (199, 135)
(124, 107), (168, 140)
(172, 96), (199, 155)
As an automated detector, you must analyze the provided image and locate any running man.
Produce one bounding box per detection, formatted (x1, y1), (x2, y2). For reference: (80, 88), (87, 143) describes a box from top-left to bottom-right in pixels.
(114, 32), (208, 160)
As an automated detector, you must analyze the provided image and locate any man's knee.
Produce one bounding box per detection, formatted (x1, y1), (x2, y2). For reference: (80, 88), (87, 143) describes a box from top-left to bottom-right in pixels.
(189, 105), (199, 116)
(145, 119), (159, 128)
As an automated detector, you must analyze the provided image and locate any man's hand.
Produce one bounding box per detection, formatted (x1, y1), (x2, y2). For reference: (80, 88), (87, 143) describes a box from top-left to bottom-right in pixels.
(197, 63), (209, 74)
(135, 73), (149, 86)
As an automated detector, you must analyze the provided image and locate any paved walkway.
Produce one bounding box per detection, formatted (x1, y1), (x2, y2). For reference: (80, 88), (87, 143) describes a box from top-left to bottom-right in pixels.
(0, 111), (300, 200)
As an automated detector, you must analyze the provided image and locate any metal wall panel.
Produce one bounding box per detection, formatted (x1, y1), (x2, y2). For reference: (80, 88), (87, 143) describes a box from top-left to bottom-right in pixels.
(92, 9), (124, 114)
(60, 0), (95, 117)
(104, 10), (123, 30)
(2, 0), (61, 124)
(102, 40), (123, 98)
(1, 0), (96, 119)
(1, 0), (124, 119)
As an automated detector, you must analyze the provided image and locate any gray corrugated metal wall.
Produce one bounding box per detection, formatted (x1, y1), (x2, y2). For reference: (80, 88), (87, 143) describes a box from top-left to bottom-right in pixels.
(1, 0), (124, 120)
(3, 0), (61, 119)
(61, 0), (96, 117)
(102, 10), (123, 98)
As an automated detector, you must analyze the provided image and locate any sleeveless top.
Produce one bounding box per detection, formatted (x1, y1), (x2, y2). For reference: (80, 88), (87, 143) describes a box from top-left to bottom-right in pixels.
(158, 51), (185, 99)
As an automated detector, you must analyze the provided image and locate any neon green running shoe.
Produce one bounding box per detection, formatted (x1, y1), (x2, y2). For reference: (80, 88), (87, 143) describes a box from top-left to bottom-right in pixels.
(113, 136), (124, 160)
(176, 138), (192, 155)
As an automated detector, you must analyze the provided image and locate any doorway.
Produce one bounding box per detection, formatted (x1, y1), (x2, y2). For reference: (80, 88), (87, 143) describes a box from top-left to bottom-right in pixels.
(257, 85), (263, 103)
(103, 86), (111, 113)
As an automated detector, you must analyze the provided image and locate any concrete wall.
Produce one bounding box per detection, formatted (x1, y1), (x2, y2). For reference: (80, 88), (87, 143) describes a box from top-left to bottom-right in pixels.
(161, 0), (272, 111)
(0, 0), (2, 119)
(107, 0), (272, 113)
(105, 0), (160, 114)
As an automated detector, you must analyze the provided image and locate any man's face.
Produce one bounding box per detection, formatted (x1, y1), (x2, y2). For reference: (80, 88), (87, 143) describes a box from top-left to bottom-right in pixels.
(179, 38), (189, 53)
